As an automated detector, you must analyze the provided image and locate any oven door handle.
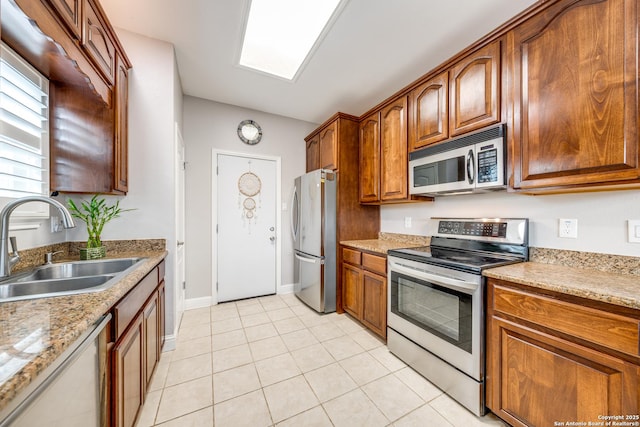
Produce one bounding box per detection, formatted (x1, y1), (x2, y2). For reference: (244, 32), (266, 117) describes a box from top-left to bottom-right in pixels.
(390, 261), (479, 295)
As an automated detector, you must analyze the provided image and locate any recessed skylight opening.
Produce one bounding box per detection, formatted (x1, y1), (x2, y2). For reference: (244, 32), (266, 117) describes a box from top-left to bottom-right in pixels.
(239, 0), (344, 80)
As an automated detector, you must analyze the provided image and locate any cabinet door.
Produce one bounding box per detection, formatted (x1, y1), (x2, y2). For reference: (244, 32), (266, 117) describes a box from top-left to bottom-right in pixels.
(306, 134), (320, 172)
(113, 315), (144, 427)
(361, 270), (386, 339)
(143, 291), (159, 387)
(47, 0), (82, 38)
(359, 112), (380, 203)
(319, 121), (338, 170)
(449, 40), (501, 137)
(409, 71), (449, 151)
(488, 316), (640, 427)
(342, 263), (362, 318)
(510, 0), (639, 190)
(114, 54), (129, 193)
(83, 0), (116, 83)
(380, 97), (408, 201)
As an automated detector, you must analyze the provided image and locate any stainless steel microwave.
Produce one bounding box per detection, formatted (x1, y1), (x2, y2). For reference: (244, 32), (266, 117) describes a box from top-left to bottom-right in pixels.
(409, 124), (506, 196)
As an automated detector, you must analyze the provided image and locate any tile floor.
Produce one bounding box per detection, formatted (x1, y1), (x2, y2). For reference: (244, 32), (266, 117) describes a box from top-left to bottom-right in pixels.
(135, 293), (508, 427)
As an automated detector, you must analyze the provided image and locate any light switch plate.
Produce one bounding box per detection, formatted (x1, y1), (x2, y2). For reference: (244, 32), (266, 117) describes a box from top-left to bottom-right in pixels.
(628, 219), (640, 243)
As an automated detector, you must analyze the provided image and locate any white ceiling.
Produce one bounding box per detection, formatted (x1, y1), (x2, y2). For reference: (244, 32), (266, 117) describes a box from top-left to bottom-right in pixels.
(100, 0), (538, 125)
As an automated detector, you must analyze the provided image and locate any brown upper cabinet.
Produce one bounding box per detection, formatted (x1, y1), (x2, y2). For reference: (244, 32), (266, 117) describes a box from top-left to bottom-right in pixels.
(449, 40), (501, 137)
(305, 114), (356, 172)
(509, 0), (640, 192)
(409, 40), (501, 152)
(359, 97), (410, 203)
(3, 0), (132, 194)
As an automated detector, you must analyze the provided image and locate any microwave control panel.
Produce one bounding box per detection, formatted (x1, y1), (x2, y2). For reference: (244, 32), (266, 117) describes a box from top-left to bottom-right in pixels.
(477, 145), (498, 183)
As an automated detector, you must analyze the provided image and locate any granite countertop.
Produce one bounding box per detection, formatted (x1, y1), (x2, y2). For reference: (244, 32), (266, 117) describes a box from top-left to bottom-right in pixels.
(341, 233), (431, 255)
(484, 262), (640, 311)
(0, 249), (167, 413)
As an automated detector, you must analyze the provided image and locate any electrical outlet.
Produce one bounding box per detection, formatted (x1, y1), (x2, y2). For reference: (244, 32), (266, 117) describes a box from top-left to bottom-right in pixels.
(628, 219), (640, 243)
(404, 217), (412, 228)
(558, 218), (578, 239)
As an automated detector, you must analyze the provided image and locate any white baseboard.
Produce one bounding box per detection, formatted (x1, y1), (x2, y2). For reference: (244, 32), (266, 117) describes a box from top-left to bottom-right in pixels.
(278, 283), (294, 295)
(162, 334), (177, 352)
(184, 296), (213, 310)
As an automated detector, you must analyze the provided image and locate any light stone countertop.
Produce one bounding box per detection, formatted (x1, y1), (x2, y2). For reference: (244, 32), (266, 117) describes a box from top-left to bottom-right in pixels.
(483, 262), (640, 311)
(0, 249), (167, 413)
(341, 233), (430, 255)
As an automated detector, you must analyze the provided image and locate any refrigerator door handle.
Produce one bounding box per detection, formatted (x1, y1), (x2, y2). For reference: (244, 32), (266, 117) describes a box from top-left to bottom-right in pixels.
(290, 187), (299, 242)
(295, 253), (324, 264)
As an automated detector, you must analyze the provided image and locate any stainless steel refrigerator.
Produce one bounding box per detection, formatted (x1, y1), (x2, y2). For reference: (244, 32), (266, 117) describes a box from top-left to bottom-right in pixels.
(291, 169), (337, 313)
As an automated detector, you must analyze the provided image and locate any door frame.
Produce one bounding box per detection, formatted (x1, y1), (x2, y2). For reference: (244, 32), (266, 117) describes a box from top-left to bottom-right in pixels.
(174, 123), (185, 329)
(211, 149), (282, 304)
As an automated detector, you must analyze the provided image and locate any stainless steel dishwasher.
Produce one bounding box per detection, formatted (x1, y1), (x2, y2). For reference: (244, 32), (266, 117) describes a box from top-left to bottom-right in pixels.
(0, 314), (111, 427)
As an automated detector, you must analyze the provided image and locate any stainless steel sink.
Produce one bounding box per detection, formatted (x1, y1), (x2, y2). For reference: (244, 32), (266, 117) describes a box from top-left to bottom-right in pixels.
(0, 257), (146, 302)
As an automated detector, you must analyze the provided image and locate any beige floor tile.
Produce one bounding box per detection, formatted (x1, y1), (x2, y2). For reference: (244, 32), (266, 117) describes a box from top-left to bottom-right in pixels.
(280, 328), (319, 351)
(255, 352), (301, 386)
(323, 389), (389, 427)
(309, 322), (345, 342)
(171, 335), (211, 361)
(290, 304), (316, 317)
(322, 335), (365, 361)
(393, 404), (453, 427)
(263, 375), (320, 423)
(333, 314), (365, 333)
(165, 353), (212, 387)
(277, 292), (301, 305)
(369, 346), (407, 371)
(362, 374), (425, 421)
(134, 389), (161, 427)
(394, 367), (443, 403)
(259, 296), (288, 311)
(212, 343), (252, 373)
(304, 363), (358, 402)
(240, 312), (271, 327)
(213, 363), (261, 404)
(155, 407), (214, 427)
(429, 394), (507, 427)
(237, 303), (266, 316)
(155, 376), (213, 424)
(266, 306), (296, 321)
(249, 335), (288, 361)
(235, 297), (261, 307)
(211, 317), (242, 334)
(275, 405), (333, 427)
(273, 317), (306, 334)
(211, 329), (247, 351)
(339, 352), (390, 386)
(290, 343), (336, 372)
(350, 329), (385, 350)
(212, 301), (236, 311)
(244, 323), (279, 342)
(179, 307), (211, 327)
(147, 352), (172, 392)
(214, 389), (272, 427)
(177, 322), (211, 343)
(299, 312), (332, 328)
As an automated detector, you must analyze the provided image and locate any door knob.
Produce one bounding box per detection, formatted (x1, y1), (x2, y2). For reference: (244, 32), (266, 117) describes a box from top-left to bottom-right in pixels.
(177, 241), (185, 247)
(270, 236), (276, 242)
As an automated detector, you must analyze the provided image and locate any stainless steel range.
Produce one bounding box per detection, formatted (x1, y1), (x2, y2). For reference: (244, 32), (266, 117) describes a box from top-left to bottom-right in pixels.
(387, 218), (528, 416)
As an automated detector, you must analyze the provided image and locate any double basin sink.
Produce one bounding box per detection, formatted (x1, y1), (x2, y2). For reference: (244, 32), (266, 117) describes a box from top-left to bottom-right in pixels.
(0, 257), (146, 302)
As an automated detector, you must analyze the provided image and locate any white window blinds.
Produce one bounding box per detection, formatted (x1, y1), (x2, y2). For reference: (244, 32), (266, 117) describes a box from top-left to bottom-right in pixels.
(0, 43), (50, 218)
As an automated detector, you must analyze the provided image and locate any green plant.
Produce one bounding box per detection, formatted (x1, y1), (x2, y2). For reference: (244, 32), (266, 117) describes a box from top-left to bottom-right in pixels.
(67, 195), (133, 248)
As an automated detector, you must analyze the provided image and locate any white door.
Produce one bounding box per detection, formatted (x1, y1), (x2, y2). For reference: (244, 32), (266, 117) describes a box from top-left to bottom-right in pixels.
(216, 153), (277, 302)
(174, 124), (185, 325)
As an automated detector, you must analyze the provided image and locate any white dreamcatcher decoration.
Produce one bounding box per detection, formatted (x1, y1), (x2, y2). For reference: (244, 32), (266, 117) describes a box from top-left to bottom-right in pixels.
(237, 167), (262, 233)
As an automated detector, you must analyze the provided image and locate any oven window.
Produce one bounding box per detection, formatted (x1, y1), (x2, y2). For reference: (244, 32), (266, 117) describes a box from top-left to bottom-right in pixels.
(413, 156), (465, 187)
(390, 272), (473, 353)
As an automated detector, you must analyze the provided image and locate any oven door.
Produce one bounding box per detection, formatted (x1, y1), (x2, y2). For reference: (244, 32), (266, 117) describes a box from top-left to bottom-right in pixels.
(387, 256), (484, 380)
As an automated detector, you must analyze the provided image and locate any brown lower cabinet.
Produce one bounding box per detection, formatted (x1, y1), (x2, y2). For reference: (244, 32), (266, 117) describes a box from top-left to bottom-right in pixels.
(112, 260), (166, 427)
(486, 278), (640, 427)
(341, 247), (387, 339)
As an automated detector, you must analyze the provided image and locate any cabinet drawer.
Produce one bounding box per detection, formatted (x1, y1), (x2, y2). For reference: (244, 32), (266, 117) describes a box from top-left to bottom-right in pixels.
(492, 283), (640, 356)
(114, 267), (158, 339)
(362, 253), (386, 276)
(343, 248), (361, 265)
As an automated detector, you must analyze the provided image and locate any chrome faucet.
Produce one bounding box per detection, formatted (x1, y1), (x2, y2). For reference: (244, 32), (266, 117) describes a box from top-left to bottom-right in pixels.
(0, 196), (76, 278)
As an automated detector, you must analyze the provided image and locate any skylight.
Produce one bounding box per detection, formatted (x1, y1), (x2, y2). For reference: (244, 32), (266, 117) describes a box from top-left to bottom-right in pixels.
(239, 0), (343, 80)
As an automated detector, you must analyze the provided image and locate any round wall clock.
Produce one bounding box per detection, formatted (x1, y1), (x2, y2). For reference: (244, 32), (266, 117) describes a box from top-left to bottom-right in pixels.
(237, 120), (263, 145)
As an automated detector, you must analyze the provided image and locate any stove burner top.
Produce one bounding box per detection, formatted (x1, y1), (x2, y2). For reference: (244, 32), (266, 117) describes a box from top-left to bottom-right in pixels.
(388, 245), (523, 273)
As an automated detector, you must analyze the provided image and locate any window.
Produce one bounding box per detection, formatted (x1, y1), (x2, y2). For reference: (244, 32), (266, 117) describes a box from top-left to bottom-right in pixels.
(0, 43), (50, 218)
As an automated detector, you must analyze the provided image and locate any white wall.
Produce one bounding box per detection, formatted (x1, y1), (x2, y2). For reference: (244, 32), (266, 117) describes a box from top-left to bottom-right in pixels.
(67, 29), (183, 341)
(183, 96), (317, 301)
(381, 189), (640, 256)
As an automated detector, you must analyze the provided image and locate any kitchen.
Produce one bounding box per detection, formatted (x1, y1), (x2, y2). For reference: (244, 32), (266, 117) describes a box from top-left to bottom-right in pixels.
(0, 0), (639, 426)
